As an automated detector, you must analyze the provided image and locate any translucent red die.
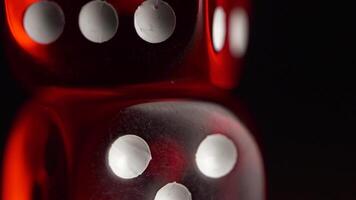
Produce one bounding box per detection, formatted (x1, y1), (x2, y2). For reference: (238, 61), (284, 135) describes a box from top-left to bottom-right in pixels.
(3, 0), (250, 89)
(2, 84), (265, 200)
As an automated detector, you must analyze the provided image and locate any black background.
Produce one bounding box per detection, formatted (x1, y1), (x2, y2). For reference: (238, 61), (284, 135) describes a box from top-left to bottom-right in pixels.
(1, 1), (356, 199)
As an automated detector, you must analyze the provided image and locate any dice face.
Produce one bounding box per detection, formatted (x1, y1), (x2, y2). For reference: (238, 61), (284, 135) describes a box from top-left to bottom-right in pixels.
(84, 101), (263, 200)
(2, 90), (264, 200)
(3, 0), (250, 89)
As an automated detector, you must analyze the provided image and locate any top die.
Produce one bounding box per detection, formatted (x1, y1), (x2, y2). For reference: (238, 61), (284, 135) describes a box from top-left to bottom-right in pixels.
(3, 0), (250, 90)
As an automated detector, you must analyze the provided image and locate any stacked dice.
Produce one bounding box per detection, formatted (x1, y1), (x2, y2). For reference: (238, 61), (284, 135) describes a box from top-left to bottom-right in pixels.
(2, 0), (265, 199)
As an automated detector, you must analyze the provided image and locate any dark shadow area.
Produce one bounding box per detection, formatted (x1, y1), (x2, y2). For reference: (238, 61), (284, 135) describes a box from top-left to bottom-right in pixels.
(239, 0), (356, 199)
(0, 2), (27, 183)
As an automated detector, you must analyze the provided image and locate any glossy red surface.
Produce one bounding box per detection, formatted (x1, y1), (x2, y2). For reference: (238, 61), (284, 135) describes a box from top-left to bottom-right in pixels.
(4, 0), (250, 89)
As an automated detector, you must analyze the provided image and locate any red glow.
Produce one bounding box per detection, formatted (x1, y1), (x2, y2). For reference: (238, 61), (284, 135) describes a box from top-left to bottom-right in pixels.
(2, 121), (32, 200)
(205, 0), (234, 89)
(204, 0), (250, 89)
(5, 0), (49, 62)
(148, 139), (187, 182)
(109, 0), (144, 14)
(2, 106), (71, 200)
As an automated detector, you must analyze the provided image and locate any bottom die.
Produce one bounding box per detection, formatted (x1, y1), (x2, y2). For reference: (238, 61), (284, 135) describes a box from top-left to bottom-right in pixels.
(2, 87), (265, 200)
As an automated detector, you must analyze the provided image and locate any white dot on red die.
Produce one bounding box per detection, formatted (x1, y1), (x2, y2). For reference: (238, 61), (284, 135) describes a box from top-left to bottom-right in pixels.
(154, 182), (192, 200)
(134, 0), (176, 44)
(79, 0), (119, 43)
(108, 135), (152, 179)
(23, 1), (65, 44)
(229, 8), (249, 57)
(195, 134), (238, 178)
(212, 7), (227, 52)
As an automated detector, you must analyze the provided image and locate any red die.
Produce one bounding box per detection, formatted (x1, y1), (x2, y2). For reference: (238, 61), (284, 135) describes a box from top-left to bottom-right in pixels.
(2, 83), (265, 200)
(3, 0), (250, 89)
